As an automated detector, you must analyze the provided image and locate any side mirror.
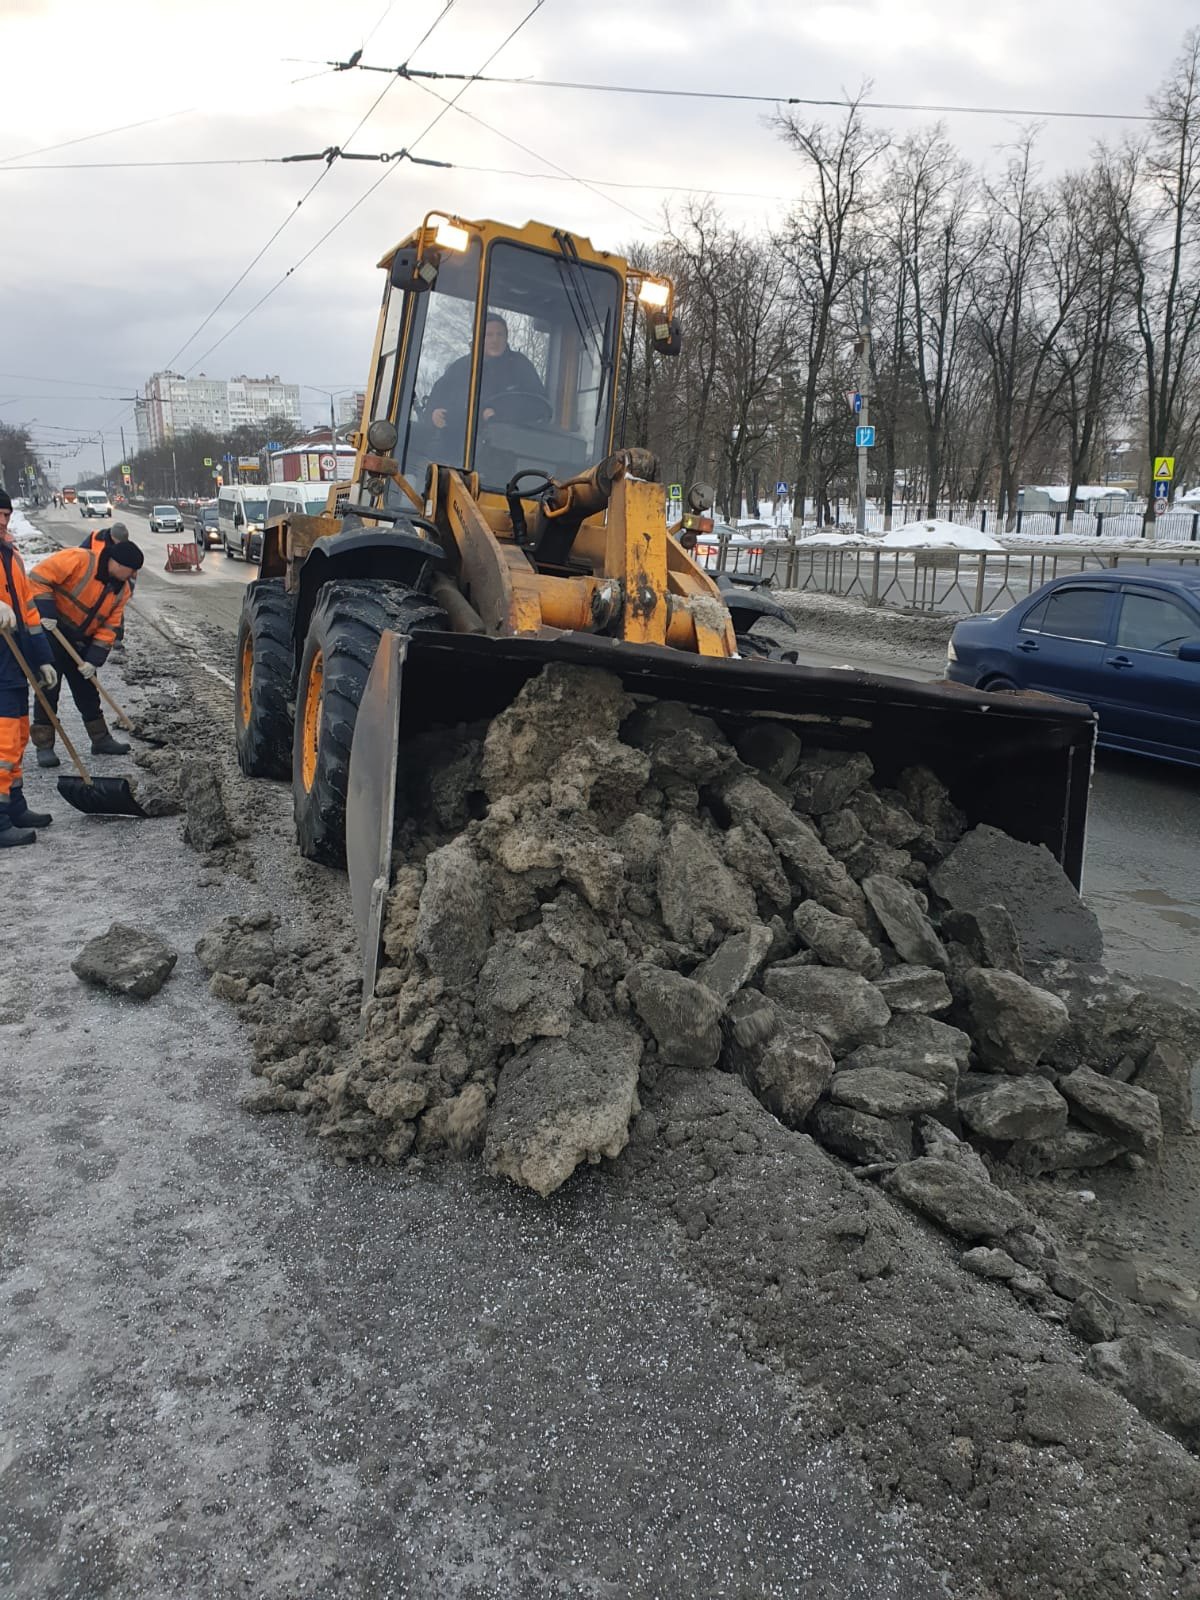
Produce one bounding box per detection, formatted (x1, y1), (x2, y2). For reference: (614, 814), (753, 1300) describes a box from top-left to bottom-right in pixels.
(1178, 639), (1200, 662)
(389, 246), (438, 294)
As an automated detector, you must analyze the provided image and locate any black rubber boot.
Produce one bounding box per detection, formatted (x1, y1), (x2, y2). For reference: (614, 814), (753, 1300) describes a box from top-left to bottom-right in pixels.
(0, 798), (36, 847)
(85, 716), (131, 756)
(7, 785), (51, 829)
(31, 725), (59, 768)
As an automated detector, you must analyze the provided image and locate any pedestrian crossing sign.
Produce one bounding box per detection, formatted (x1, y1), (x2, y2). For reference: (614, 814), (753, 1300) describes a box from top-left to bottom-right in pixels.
(1154, 456), (1175, 480)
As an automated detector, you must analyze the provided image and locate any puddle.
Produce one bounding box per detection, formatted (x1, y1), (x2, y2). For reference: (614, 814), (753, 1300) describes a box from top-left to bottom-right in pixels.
(1092, 884), (1200, 935)
(1123, 887), (1200, 932)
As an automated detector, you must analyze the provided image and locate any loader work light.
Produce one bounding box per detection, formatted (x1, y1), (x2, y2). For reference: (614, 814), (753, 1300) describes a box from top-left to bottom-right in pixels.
(432, 216), (470, 252)
(637, 277), (670, 308)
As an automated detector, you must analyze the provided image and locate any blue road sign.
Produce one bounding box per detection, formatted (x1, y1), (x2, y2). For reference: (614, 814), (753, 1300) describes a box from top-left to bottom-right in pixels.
(853, 393), (863, 414)
(222, 453), (235, 462)
(267, 440), (281, 452)
(855, 425), (876, 449)
(1154, 480), (1170, 500)
(775, 481), (788, 495)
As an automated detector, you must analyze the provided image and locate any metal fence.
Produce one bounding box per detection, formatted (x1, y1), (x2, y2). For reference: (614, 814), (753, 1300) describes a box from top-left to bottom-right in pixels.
(753, 542), (1200, 616)
(802, 502), (1200, 542)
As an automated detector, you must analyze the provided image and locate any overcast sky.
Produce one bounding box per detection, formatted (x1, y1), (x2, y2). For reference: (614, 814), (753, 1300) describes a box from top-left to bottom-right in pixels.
(2, 0), (1194, 481)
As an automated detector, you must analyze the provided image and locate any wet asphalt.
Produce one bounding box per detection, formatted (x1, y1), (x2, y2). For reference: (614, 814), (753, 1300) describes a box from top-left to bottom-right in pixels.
(0, 612), (946, 1599)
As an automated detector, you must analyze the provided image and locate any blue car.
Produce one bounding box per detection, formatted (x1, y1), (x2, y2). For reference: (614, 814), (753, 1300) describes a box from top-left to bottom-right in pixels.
(946, 566), (1200, 769)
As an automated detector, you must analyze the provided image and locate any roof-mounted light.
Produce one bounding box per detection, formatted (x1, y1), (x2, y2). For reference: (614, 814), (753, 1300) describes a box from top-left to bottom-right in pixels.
(638, 277), (670, 309)
(432, 216), (469, 252)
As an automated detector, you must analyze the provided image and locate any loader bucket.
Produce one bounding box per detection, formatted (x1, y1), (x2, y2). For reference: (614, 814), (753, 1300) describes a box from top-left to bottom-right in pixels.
(347, 629), (1096, 1007)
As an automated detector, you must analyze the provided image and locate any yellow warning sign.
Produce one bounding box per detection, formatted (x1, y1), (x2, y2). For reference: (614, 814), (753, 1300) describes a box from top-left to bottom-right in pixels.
(1154, 456), (1175, 480)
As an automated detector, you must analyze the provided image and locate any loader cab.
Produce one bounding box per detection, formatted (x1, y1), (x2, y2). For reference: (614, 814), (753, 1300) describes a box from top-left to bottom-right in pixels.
(373, 216), (647, 503)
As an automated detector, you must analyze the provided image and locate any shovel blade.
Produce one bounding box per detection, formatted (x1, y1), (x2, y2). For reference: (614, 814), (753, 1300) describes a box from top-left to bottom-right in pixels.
(56, 776), (148, 818)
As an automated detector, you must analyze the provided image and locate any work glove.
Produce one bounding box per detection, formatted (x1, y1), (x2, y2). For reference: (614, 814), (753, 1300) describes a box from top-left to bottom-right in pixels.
(78, 661), (97, 681)
(0, 601), (14, 630)
(38, 663), (57, 690)
(42, 615), (59, 631)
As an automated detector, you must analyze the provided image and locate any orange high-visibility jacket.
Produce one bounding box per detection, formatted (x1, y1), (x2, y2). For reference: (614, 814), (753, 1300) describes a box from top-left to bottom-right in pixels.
(29, 545), (132, 665)
(0, 539), (54, 710)
(1, 541), (43, 635)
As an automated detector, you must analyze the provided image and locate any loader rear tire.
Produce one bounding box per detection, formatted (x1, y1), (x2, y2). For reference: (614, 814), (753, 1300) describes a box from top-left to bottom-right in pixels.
(292, 579), (448, 867)
(236, 579), (297, 780)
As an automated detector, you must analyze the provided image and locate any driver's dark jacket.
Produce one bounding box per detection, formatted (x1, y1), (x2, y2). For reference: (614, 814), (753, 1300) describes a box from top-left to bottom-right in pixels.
(426, 346), (545, 424)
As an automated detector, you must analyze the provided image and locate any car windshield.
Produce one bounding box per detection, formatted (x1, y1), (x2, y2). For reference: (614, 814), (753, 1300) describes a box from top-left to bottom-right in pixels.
(154, 506), (177, 515)
(241, 496), (269, 520)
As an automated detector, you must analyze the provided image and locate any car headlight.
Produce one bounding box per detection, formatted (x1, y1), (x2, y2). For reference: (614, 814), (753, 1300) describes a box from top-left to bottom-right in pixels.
(946, 640), (959, 665)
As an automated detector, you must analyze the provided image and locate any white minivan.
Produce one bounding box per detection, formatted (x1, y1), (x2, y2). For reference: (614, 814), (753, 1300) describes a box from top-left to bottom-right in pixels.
(78, 490), (112, 519)
(217, 485), (271, 562)
(264, 482), (334, 523)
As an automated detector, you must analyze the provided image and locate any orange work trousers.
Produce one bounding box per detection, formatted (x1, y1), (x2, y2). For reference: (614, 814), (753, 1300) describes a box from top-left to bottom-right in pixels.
(0, 713), (29, 797)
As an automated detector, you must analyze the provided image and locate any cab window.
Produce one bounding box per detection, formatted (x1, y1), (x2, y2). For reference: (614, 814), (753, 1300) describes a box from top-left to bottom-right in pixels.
(472, 240), (621, 492)
(395, 237), (482, 485)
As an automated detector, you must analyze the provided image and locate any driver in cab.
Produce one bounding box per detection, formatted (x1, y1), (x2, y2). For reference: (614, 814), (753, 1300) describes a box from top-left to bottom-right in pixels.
(427, 314), (546, 431)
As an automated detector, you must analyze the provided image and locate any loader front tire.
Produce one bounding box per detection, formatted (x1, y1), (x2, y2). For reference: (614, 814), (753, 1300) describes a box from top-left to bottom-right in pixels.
(236, 579), (297, 780)
(292, 579), (448, 867)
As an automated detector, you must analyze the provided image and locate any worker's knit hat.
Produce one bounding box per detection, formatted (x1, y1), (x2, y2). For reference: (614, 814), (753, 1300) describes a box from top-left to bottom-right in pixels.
(109, 521), (130, 542)
(0, 489), (12, 511)
(112, 541), (145, 572)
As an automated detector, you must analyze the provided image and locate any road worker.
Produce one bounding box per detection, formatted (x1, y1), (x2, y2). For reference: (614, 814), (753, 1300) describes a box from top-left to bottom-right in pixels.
(0, 488), (57, 845)
(79, 521), (134, 644)
(28, 538), (144, 767)
(79, 519), (132, 556)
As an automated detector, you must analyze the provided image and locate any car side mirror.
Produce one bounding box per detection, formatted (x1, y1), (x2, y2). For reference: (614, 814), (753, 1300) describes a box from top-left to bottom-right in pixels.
(1178, 639), (1200, 662)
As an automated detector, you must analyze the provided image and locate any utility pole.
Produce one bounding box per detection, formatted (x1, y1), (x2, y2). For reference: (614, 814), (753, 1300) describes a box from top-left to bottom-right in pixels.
(171, 448), (179, 501)
(855, 275), (871, 537)
(119, 424), (128, 489)
(98, 433), (108, 493)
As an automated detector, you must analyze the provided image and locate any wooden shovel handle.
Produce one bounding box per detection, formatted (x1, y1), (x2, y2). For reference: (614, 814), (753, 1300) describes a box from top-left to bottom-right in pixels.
(0, 629), (92, 783)
(48, 628), (134, 731)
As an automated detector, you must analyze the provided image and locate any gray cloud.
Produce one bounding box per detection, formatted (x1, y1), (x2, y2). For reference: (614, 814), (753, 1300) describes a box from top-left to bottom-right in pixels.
(2, 0), (1195, 478)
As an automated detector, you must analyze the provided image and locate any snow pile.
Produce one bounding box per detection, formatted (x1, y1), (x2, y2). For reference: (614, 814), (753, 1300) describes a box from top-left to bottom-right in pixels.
(879, 520), (1004, 552)
(798, 521), (1003, 553)
(796, 530), (878, 548)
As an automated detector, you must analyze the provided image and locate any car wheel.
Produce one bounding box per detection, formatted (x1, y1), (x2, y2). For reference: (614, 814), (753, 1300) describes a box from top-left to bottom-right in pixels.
(980, 675), (1020, 693)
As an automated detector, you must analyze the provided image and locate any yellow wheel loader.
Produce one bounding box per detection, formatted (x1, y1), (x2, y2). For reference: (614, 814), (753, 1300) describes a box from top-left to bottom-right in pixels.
(234, 211), (1095, 994)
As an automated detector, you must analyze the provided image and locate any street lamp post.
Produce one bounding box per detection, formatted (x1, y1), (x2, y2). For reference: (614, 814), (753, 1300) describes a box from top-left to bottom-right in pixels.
(303, 386), (359, 483)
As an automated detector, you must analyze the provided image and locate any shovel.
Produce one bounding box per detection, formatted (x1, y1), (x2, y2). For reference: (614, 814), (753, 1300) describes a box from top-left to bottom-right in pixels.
(49, 627), (135, 731)
(1, 631), (146, 818)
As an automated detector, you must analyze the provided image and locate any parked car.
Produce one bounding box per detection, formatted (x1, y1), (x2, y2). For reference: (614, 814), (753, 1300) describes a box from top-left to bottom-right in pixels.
(192, 504), (221, 548)
(149, 504), (184, 533)
(78, 489), (112, 518)
(946, 567), (1200, 769)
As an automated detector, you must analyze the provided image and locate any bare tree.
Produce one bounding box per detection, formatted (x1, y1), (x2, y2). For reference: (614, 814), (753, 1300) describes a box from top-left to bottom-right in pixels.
(776, 95), (889, 521)
(1112, 29), (1200, 523)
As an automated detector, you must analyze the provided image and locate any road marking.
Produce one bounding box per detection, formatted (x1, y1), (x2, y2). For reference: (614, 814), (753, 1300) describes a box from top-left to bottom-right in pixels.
(201, 662), (235, 690)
